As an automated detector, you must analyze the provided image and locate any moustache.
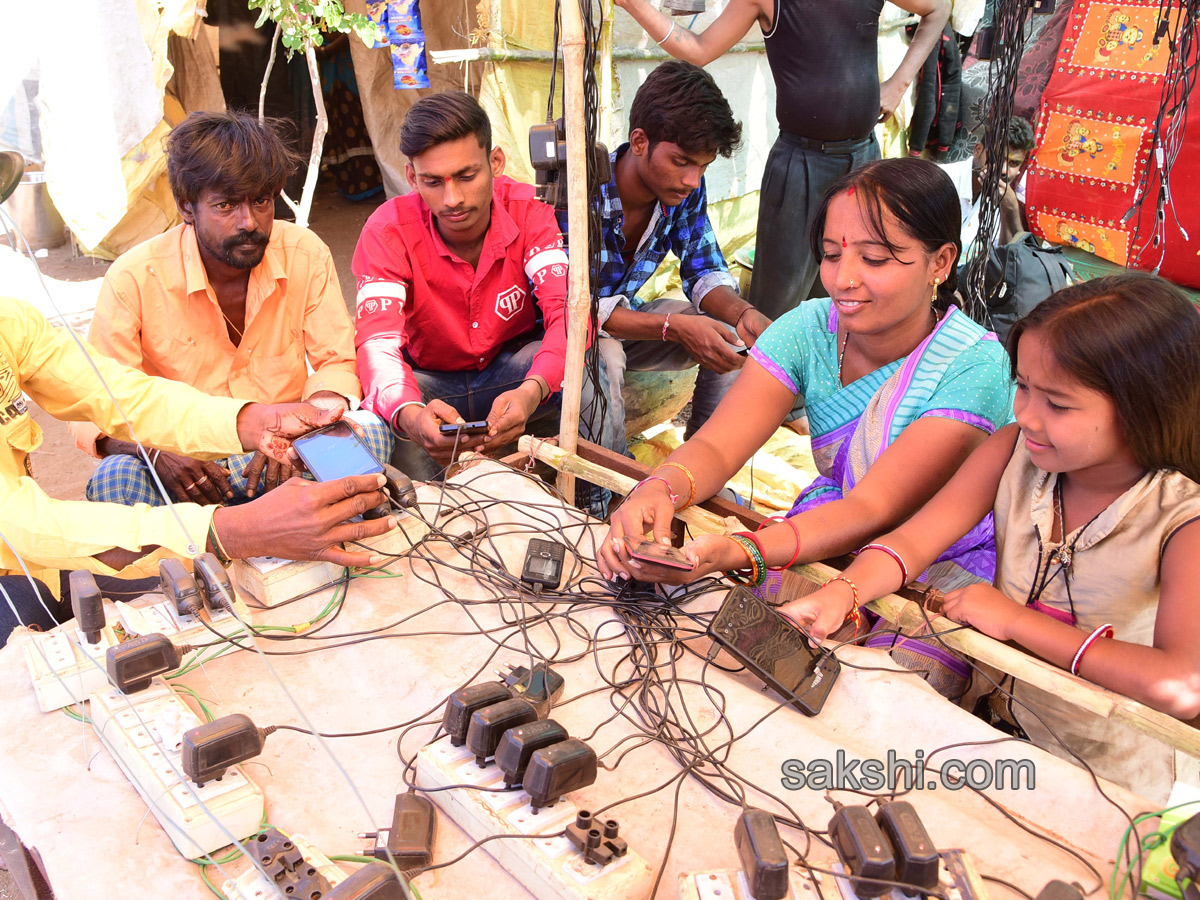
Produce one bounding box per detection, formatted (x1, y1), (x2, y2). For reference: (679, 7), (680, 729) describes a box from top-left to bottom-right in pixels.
(223, 231), (268, 249)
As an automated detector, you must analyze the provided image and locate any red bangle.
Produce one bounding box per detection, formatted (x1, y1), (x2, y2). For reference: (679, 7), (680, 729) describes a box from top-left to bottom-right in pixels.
(1070, 623), (1114, 676)
(734, 531), (765, 557)
(860, 542), (909, 589)
(760, 515), (801, 569)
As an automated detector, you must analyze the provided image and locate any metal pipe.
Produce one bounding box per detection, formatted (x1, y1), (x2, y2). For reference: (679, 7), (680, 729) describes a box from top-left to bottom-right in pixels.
(429, 42), (765, 64)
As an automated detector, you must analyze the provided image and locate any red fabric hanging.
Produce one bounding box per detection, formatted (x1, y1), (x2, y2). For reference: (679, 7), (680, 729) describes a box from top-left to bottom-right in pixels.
(1025, 0), (1199, 288)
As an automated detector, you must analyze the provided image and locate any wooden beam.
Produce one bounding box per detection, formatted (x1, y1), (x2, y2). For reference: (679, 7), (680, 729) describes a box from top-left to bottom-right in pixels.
(554, 0), (590, 506)
(519, 436), (1200, 758)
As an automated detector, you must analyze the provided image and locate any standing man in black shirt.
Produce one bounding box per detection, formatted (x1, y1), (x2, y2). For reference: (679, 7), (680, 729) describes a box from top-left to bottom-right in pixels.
(614, 0), (950, 321)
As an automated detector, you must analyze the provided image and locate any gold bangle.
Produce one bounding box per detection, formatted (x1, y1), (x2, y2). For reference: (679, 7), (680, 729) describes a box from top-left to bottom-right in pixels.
(656, 461), (696, 509)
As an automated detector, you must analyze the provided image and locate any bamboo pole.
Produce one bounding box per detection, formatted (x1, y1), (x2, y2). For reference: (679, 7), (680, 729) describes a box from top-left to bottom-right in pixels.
(555, 0), (591, 505)
(598, 0), (615, 144)
(518, 436), (1200, 758)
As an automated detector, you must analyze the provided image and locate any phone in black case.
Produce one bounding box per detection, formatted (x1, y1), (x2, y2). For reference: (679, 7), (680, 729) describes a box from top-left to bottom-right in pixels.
(708, 586), (840, 716)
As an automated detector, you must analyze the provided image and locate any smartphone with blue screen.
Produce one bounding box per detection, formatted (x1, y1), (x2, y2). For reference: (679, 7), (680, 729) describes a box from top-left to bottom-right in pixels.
(292, 421), (384, 482)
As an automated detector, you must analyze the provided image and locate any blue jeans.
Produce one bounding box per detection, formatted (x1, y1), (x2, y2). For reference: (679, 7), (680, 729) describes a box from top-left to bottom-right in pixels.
(86, 409), (394, 506)
(597, 298), (741, 452)
(394, 337), (618, 491)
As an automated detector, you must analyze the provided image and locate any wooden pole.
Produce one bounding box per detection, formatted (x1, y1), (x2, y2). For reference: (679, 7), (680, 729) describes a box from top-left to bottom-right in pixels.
(518, 436), (1200, 759)
(598, 0), (615, 144)
(555, 0), (591, 505)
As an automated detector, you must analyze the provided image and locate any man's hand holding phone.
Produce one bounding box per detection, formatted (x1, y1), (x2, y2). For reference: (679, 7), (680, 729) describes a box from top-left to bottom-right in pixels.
(398, 399), (488, 464)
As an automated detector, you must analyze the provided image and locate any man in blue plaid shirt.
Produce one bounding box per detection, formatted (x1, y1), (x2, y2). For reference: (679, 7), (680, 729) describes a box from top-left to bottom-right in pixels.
(560, 62), (771, 451)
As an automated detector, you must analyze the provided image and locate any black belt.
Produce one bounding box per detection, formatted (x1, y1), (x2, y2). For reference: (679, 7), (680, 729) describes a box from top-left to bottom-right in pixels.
(780, 131), (876, 154)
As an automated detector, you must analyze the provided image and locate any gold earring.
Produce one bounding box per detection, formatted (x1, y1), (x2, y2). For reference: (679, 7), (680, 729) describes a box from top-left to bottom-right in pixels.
(931, 277), (940, 306)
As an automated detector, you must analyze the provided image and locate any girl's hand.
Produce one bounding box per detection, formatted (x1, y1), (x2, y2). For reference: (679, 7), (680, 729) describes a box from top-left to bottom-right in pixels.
(777, 581), (857, 643)
(939, 584), (1022, 641)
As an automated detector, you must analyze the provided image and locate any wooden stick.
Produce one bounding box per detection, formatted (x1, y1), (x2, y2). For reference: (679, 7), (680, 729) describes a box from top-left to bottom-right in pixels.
(554, 0), (590, 507)
(518, 436), (1200, 757)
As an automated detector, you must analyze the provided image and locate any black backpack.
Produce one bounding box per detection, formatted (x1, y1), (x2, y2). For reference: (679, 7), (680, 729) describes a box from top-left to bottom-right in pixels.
(981, 232), (1074, 347)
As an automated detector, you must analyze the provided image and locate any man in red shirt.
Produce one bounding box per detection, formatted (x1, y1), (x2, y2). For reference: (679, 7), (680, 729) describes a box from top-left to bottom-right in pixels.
(353, 92), (606, 487)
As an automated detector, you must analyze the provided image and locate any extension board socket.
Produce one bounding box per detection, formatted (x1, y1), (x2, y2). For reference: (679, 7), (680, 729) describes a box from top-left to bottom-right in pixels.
(829, 849), (989, 900)
(90, 677), (265, 859)
(232, 557), (344, 609)
(679, 850), (988, 900)
(22, 623), (120, 712)
(678, 867), (830, 900)
(232, 511), (426, 608)
(415, 741), (654, 900)
(117, 590), (254, 648)
(221, 831), (347, 900)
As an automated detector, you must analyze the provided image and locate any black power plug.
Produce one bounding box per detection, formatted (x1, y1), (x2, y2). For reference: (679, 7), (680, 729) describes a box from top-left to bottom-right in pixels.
(875, 800), (939, 893)
(326, 862), (409, 900)
(500, 663), (564, 717)
(1035, 881), (1084, 900)
(734, 809), (789, 900)
(193, 553), (234, 613)
(1173, 813), (1200, 900)
(106, 633), (190, 693)
(160, 558), (204, 617)
(442, 682), (512, 747)
(181, 713), (273, 786)
(68, 570), (105, 644)
(361, 792), (436, 870)
(495, 719), (569, 787)
(829, 801), (896, 897)
(465, 698), (538, 765)
(524, 738), (597, 812)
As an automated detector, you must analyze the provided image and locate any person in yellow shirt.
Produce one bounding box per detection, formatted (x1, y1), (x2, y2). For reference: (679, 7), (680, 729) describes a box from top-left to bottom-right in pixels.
(72, 110), (392, 506)
(0, 296), (394, 644)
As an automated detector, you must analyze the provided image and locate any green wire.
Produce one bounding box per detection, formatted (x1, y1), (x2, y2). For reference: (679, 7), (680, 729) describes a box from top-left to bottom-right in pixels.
(1110, 801), (1200, 900)
(60, 704), (89, 723)
(171, 683), (216, 722)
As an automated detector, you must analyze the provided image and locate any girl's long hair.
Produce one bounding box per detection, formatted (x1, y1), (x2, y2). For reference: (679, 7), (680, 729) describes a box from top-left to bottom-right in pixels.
(1007, 273), (1200, 482)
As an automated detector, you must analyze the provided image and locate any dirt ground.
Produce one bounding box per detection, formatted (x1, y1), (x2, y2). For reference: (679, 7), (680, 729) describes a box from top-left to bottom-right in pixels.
(15, 179), (384, 502)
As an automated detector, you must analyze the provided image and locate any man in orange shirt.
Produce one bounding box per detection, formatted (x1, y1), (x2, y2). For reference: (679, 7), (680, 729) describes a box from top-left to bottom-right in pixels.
(74, 111), (391, 506)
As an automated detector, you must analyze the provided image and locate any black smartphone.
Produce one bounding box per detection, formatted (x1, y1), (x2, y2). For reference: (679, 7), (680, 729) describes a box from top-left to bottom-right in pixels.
(708, 585), (840, 716)
(292, 421), (384, 481)
(439, 420), (490, 436)
(628, 540), (695, 571)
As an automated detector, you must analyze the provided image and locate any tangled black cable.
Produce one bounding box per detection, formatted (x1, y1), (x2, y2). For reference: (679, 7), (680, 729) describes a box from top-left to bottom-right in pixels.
(962, 0), (1032, 323)
(1127, 0), (1199, 268)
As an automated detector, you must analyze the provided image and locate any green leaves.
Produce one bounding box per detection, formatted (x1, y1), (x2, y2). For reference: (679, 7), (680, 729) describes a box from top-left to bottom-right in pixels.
(246, 0), (373, 57)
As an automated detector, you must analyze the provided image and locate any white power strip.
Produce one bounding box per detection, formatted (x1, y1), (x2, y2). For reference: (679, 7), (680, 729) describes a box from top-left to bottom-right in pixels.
(116, 592), (254, 648)
(678, 867), (831, 900)
(90, 677), (265, 859)
(22, 624), (119, 712)
(678, 849), (989, 900)
(415, 741), (653, 900)
(221, 831), (346, 900)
